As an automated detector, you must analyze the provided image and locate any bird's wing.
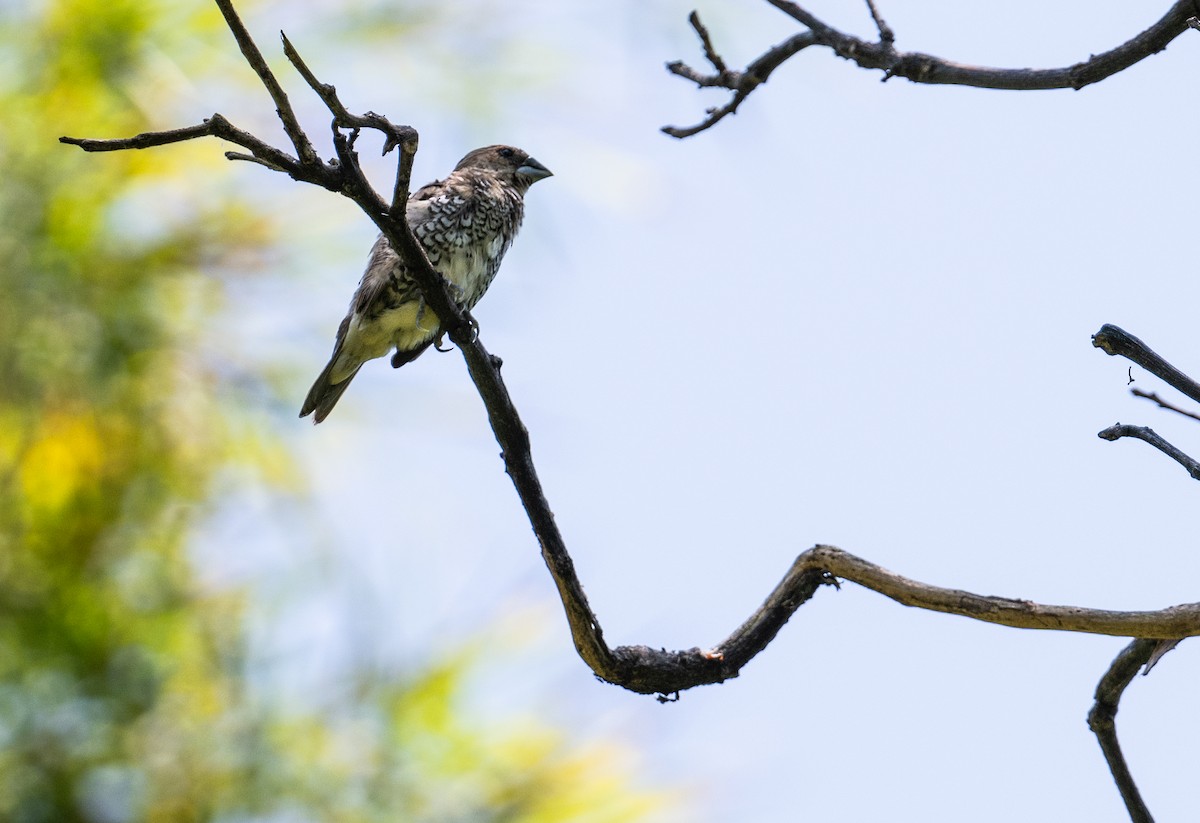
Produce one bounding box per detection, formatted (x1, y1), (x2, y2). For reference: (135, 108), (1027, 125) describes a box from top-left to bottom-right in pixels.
(330, 310), (352, 355)
(351, 233), (401, 317)
(346, 190), (446, 318)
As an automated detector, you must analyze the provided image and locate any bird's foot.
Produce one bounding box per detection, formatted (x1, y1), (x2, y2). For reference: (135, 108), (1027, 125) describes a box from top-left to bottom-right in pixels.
(462, 310), (480, 342)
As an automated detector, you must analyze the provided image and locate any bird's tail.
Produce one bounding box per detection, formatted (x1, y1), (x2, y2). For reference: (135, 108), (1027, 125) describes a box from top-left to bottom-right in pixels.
(300, 359), (363, 424)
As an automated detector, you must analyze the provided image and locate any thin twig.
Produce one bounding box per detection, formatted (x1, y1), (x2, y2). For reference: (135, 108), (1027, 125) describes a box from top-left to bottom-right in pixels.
(60, 121), (231, 151)
(665, 0), (1200, 137)
(863, 0), (894, 46)
(280, 30), (352, 122)
(1097, 424), (1200, 481)
(1131, 389), (1200, 422)
(1088, 640), (1158, 823)
(224, 151), (288, 172)
(389, 143), (418, 219)
(60, 114), (335, 189)
(663, 31), (816, 137)
(279, 30), (419, 217)
(214, 0), (317, 166)
(689, 11), (728, 72)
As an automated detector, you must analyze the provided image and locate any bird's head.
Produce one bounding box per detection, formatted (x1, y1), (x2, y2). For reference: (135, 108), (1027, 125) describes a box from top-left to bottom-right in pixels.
(455, 145), (553, 190)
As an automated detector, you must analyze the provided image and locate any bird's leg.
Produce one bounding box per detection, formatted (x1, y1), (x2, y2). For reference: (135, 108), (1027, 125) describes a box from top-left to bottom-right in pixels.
(414, 296), (435, 333)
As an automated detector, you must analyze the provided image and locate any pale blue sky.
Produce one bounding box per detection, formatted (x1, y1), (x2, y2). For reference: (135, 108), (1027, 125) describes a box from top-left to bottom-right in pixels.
(197, 1), (1200, 820)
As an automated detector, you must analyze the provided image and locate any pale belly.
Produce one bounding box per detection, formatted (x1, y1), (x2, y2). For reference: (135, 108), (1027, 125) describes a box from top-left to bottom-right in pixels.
(331, 244), (498, 381)
(333, 303), (441, 380)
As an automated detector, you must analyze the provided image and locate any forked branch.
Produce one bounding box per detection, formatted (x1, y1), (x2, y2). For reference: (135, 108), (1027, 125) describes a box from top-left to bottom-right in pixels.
(60, 0), (1200, 699)
(665, 0), (1200, 137)
(1089, 640), (1159, 823)
(60, 8), (1199, 818)
(1093, 324), (1200, 479)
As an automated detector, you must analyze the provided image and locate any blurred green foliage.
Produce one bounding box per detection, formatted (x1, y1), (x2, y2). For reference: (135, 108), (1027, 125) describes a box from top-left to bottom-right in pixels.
(0, 2), (671, 821)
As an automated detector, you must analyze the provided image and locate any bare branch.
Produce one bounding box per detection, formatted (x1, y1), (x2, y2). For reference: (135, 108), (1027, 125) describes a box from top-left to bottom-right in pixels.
(60, 121), (230, 151)
(663, 30), (817, 137)
(224, 150), (288, 172)
(279, 30), (353, 123)
(562, 544), (1200, 697)
(62, 2), (1200, 718)
(213, 0), (318, 166)
(1131, 388), (1200, 422)
(330, 130), (389, 217)
(59, 114), (336, 190)
(665, 0), (1200, 137)
(1093, 324), (1200, 405)
(279, 30), (418, 218)
(689, 10), (727, 73)
(1088, 640), (1158, 823)
(863, 0), (894, 46)
(1097, 424), (1200, 480)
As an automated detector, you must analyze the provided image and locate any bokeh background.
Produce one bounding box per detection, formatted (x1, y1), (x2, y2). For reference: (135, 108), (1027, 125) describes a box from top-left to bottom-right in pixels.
(3, 0), (1198, 821)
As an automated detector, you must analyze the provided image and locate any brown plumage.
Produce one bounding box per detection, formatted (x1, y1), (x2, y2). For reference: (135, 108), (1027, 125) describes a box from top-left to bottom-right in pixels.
(300, 145), (552, 423)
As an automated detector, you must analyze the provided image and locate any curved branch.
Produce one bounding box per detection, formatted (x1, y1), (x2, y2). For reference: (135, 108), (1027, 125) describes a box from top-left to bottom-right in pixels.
(1088, 640), (1158, 823)
(279, 31), (419, 218)
(1098, 424), (1200, 480)
(61, 1), (1200, 712)
(213, 0), (318, 166)
(665, 0), (1200, 138)
(582, 545), (1200, 697)
(1093, 325), (1200, 479)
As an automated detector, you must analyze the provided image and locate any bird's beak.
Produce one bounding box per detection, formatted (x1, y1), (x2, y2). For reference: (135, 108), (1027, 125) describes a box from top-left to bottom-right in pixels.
(517, 156), (553, 183)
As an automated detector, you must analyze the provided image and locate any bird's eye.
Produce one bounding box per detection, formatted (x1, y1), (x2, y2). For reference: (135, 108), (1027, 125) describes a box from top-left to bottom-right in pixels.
(498, 147), (514, 158)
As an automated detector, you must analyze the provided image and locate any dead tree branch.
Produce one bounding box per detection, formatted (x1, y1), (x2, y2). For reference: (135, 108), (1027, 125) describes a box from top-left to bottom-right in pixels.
(61, 0), (1200, 717)
(1089, 324), (1200, 820)
(664, 0), (1200, 138)
(1098, 424), (1200, 481)
(59, 8), (1200, 822)
(1131, 389), (1200, 422)
(1093, 324), (1200, 405)
(1088, 640), (1159, 823)
(1092, 325), (1200, 478)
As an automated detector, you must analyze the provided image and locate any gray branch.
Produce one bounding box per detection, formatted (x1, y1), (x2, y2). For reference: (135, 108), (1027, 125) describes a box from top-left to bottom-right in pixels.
(1098, 424), (1200, 481)
(1093, 324), (1200, 405)
(665, 0), (1200, 138)
(1088, 640), (1159, 823)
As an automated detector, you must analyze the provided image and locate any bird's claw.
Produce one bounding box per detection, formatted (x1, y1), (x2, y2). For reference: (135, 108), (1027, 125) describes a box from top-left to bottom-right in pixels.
(463, 310), (480, 342)
(433, 330), (453, 352)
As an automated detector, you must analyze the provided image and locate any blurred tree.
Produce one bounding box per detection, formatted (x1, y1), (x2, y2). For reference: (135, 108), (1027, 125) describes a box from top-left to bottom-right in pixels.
(0, 2), (672, 821)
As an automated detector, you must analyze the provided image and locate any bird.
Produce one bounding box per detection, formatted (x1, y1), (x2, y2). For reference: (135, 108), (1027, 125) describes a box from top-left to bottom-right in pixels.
(300, 145), (552, 423)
